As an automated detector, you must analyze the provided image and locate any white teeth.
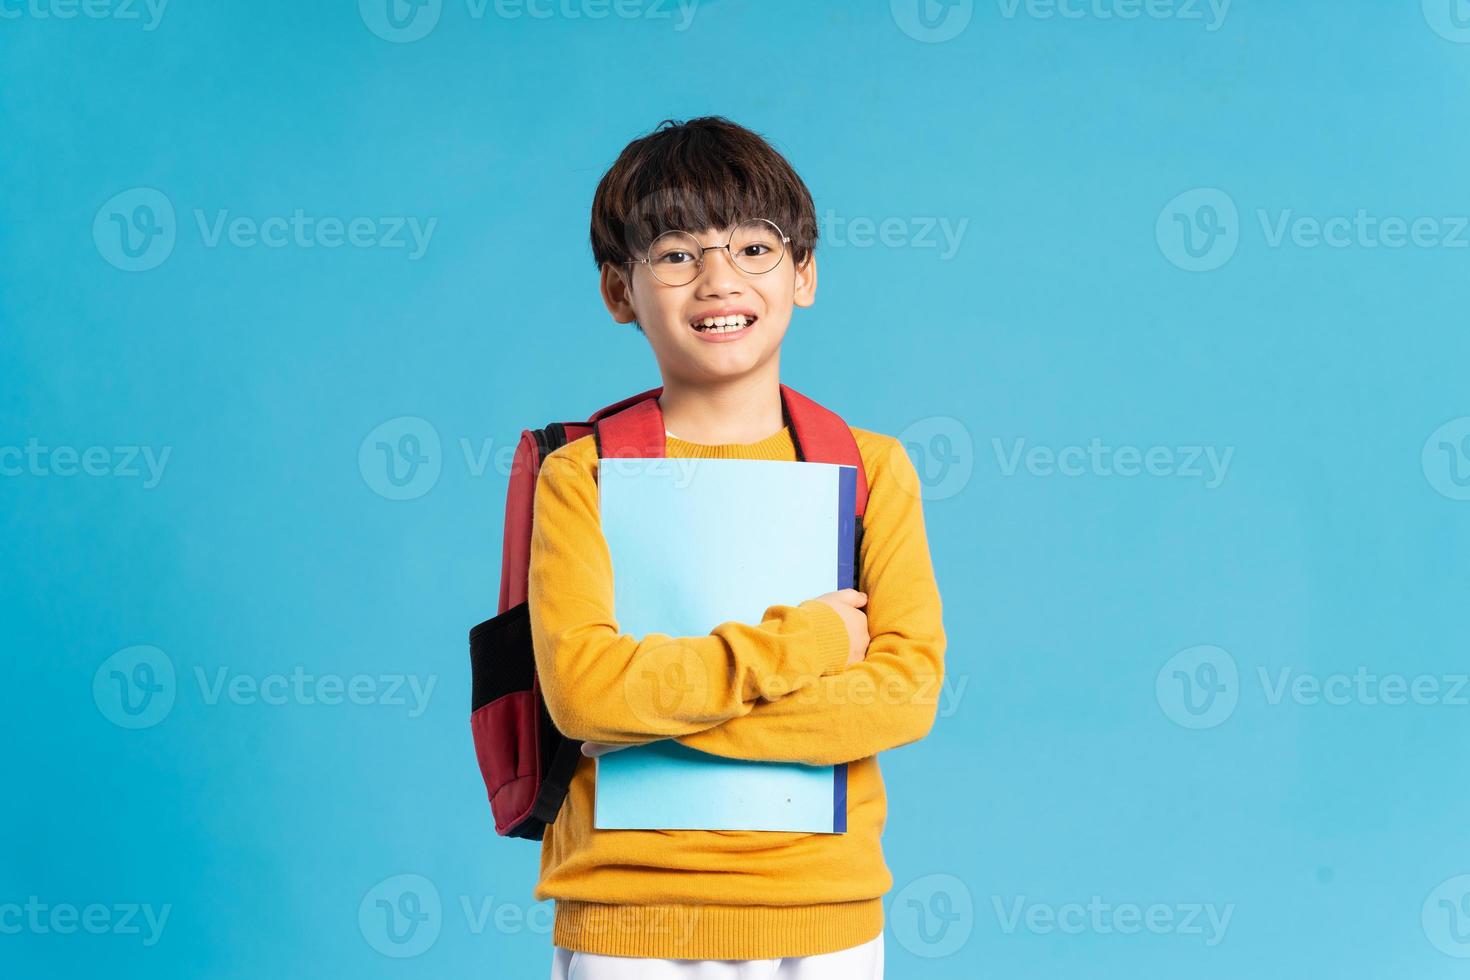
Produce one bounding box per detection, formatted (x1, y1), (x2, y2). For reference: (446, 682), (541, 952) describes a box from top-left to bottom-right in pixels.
(695, 314), (749, 334)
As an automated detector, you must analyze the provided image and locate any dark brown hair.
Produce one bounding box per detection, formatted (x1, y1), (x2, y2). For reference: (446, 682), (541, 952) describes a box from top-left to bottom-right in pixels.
(589, 116), (818, 277)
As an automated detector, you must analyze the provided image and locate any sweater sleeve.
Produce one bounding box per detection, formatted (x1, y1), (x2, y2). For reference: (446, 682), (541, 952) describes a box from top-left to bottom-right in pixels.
(674, 435), (947, 766)
(526, 439), (853, 745)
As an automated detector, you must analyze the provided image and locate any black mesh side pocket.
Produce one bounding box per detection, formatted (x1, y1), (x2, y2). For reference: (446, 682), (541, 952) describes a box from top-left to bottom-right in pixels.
(470, 601), (533, 713)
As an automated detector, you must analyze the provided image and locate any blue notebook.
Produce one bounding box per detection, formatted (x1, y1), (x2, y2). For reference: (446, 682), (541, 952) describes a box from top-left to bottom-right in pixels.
(594, 456), (856, 833)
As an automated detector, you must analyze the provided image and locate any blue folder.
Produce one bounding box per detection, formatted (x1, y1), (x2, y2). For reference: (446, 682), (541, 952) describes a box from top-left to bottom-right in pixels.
(594, 456), (856, 833)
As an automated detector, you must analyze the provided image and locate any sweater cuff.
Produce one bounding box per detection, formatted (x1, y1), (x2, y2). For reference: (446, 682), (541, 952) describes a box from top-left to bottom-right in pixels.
(798, 599), (852, 676)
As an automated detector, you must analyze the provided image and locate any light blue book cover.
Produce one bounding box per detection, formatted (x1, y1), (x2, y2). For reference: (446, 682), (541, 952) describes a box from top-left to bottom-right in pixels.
(594, 456), (857, 833)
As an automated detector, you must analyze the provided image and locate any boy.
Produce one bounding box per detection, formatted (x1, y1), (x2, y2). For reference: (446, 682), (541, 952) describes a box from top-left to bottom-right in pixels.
(527, 116), (947, 979)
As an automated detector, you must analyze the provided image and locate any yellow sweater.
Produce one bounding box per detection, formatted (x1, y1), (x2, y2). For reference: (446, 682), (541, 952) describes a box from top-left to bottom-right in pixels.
(526, 422), (947, 959)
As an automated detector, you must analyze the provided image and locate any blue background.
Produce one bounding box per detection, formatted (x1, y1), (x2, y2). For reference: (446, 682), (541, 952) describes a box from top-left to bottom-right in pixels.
(4, 0), (1470, 976)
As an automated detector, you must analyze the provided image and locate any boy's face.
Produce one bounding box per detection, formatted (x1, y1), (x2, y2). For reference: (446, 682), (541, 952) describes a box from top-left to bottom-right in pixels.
(599, 223), (816, 384)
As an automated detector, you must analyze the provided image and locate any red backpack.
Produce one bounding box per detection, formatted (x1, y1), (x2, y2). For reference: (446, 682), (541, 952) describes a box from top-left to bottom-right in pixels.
(469, 383), (870, 840)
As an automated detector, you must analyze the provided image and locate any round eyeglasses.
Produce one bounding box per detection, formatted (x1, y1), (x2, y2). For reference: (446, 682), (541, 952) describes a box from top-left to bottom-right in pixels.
(624, 218), (791, 286)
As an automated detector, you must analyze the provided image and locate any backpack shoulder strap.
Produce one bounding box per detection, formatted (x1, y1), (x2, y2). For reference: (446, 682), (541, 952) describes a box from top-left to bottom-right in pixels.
(593, 387), (667, 460)
(589, 385), (664, 425)
(779, 383), (869, 518)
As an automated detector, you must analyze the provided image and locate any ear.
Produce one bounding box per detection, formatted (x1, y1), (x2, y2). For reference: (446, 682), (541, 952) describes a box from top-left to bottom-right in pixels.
(792, 250), (817, 309)
(600, 262), (638, 323)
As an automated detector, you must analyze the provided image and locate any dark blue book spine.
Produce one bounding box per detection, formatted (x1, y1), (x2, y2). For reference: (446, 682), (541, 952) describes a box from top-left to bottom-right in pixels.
(836, 465), (857, 591)
(833, 464), (858, 832)
(833, 763), (849, 833)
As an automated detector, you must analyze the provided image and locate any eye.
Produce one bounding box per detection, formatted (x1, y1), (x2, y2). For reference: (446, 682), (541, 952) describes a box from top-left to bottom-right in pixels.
(655, 250), (695, 265)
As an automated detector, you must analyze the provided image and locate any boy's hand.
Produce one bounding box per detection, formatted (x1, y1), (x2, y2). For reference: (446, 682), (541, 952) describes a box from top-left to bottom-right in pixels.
(581, 739), (657, 757)
(810, 589), (870, 666)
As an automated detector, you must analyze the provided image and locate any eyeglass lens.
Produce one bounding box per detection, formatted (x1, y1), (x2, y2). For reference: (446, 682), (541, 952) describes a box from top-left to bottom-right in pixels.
(645, 219), (785, 285)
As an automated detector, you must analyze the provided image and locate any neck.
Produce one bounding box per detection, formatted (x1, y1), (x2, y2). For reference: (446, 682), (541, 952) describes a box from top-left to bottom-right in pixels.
(657, 366), (783, 445)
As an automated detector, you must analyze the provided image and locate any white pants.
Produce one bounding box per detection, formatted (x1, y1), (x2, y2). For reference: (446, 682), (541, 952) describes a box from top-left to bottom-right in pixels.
(550, 933), (883, 979)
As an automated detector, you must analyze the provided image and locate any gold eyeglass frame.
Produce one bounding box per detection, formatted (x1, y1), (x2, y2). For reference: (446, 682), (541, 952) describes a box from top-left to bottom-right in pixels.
(623, 218), (792, 286)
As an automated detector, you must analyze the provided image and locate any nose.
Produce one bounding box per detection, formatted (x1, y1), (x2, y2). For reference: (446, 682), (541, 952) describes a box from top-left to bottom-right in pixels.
(693, 242), (743, 294)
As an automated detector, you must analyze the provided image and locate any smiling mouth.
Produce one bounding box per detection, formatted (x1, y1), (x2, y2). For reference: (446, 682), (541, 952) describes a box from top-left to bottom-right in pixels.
(690, 314), (756, 334)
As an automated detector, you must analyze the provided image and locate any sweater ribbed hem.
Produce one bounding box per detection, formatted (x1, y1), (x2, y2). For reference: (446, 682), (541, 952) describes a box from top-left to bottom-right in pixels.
(798, 599), (854, 676)
(552, 898), (884, 959)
